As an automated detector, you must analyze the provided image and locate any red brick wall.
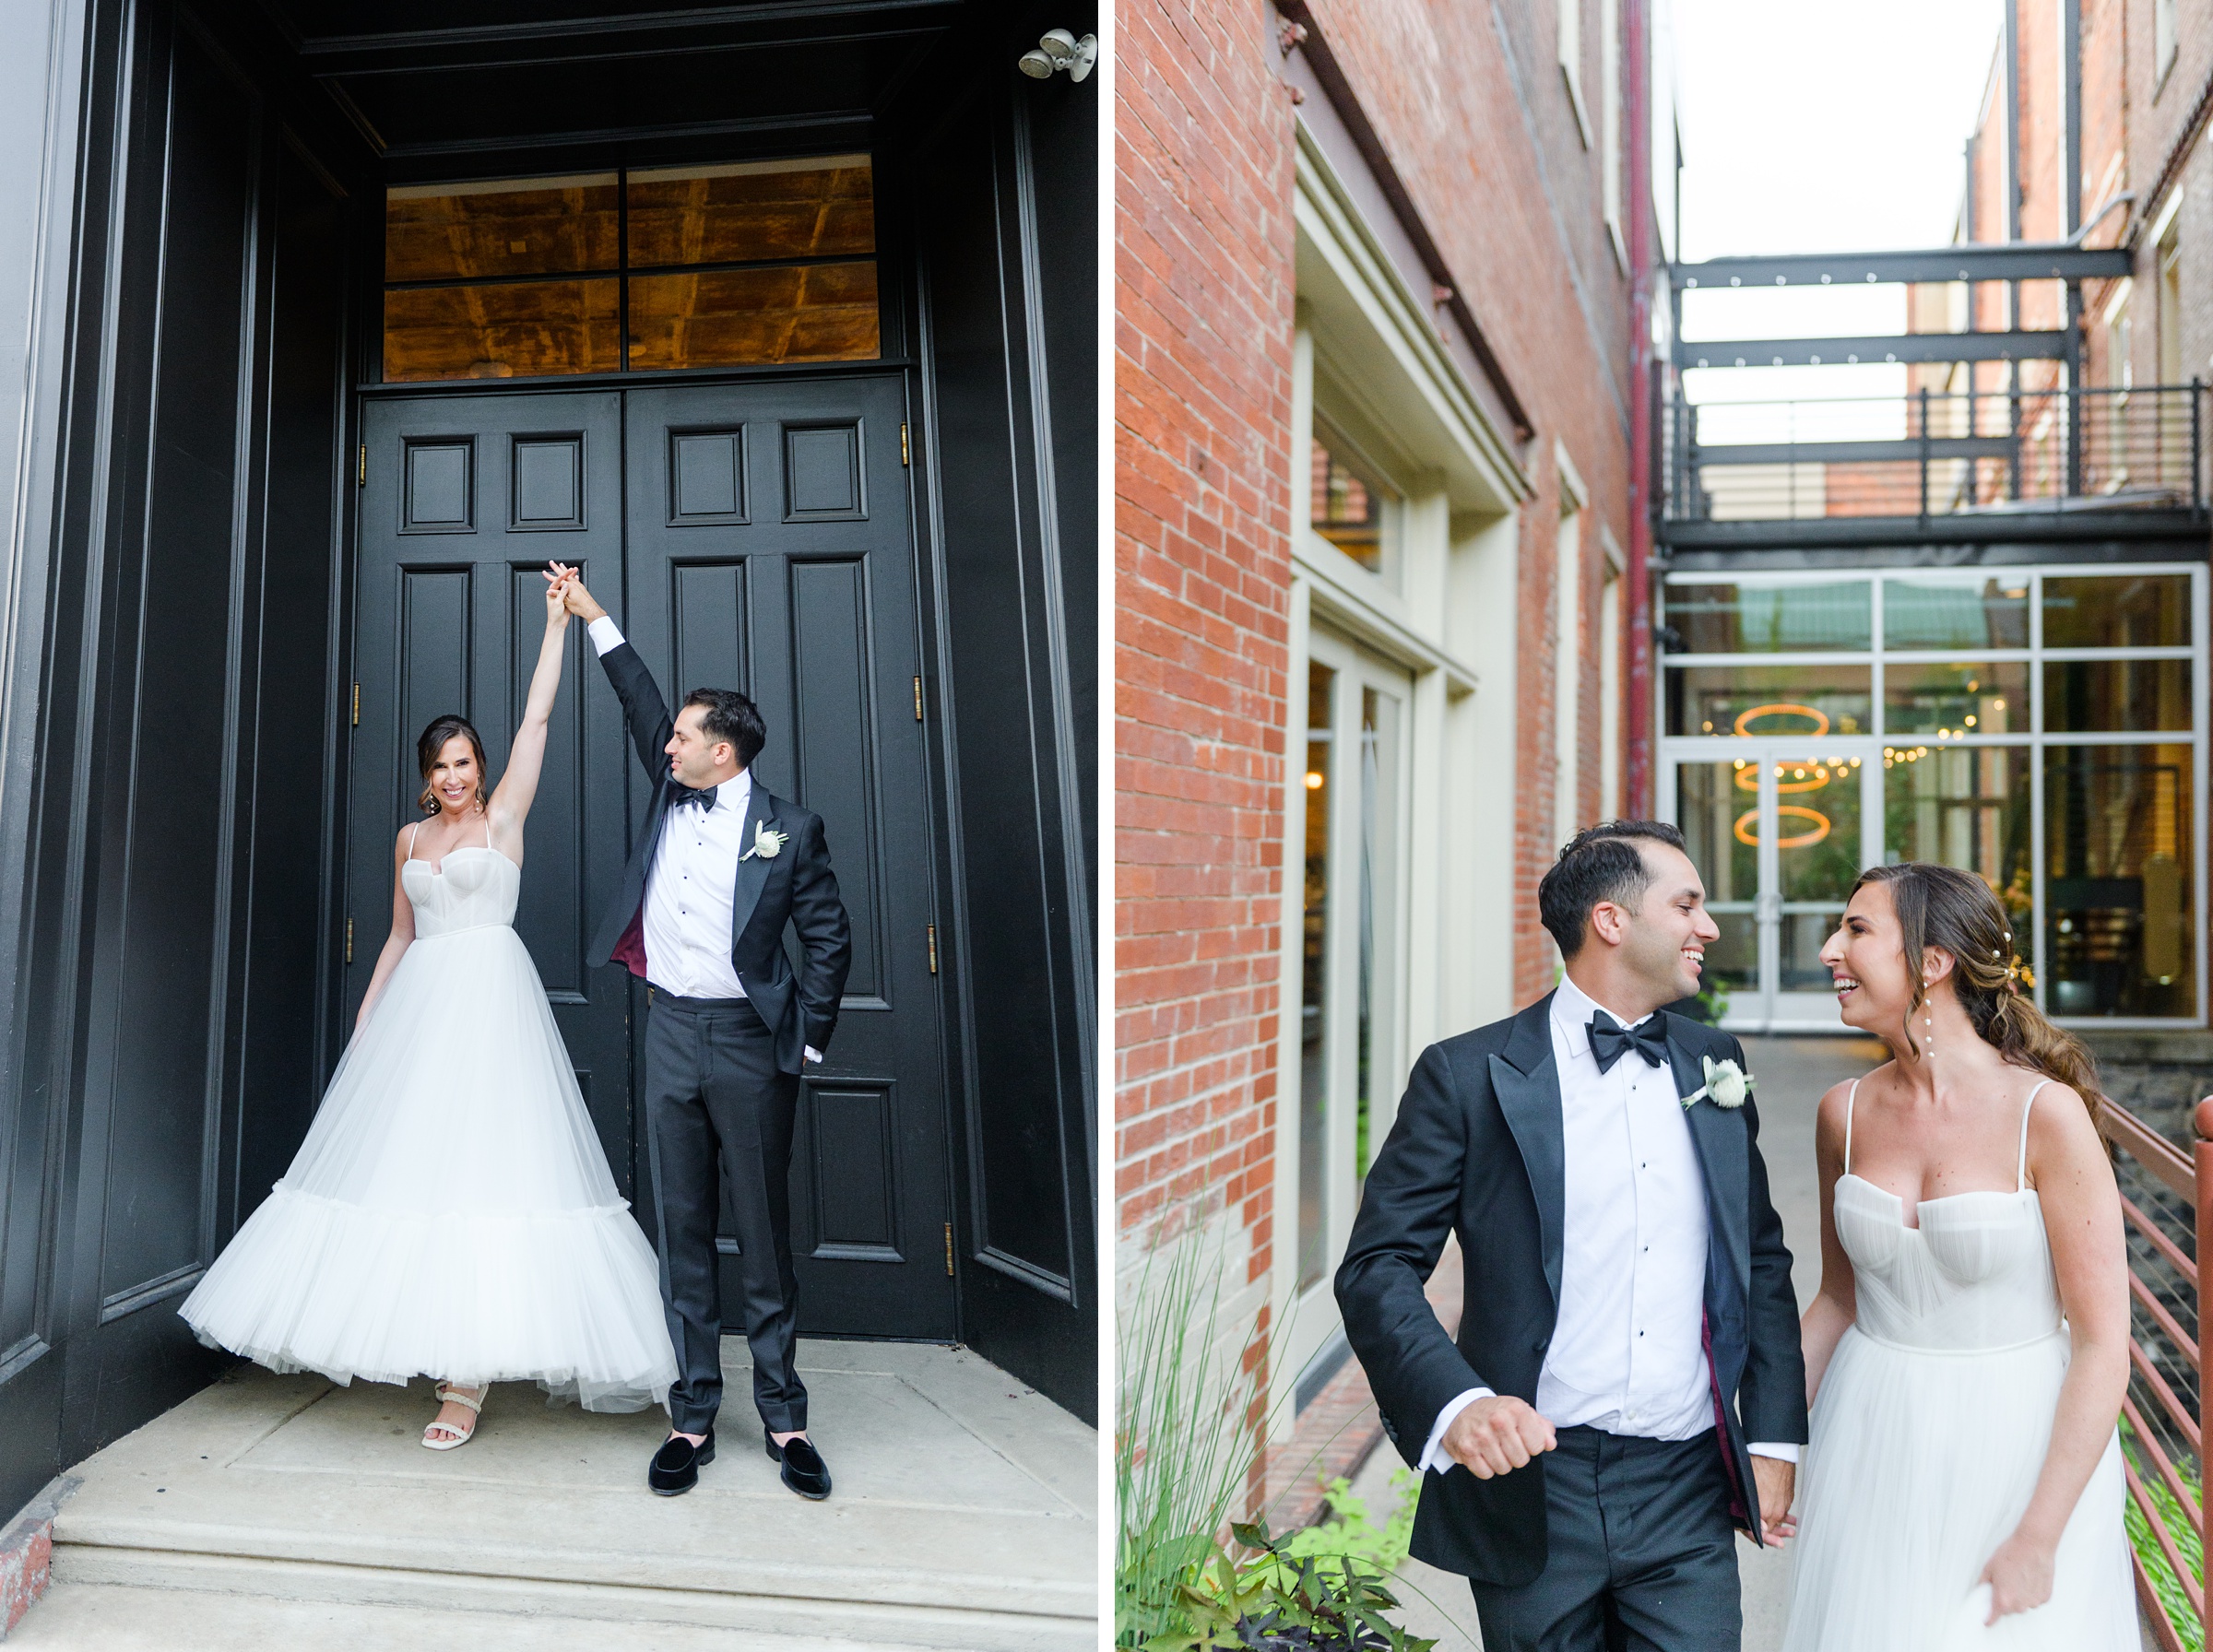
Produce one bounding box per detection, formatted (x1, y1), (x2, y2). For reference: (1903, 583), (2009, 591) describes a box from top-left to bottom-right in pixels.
(1115, 0), (1297, 1288)
(1116, 0), (1637, 1282)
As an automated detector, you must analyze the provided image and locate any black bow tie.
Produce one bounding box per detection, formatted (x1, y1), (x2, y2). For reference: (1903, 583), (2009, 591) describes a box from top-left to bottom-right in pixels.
(670, 784), (716, 813)
(1588, 1011), (1668, 1074)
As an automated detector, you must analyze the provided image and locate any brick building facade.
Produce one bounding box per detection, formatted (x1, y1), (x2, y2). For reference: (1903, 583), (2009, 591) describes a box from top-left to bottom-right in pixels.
(1116, 0), (1657, 1467)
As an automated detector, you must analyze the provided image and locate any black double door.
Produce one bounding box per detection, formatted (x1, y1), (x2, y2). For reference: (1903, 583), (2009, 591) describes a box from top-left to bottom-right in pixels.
(351, 377), (953, 1339)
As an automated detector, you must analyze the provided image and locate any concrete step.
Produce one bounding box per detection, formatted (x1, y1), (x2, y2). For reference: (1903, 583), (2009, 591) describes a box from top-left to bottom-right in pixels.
(11, 1580), (907, 1650)
(35, 1341), (1095, 1651)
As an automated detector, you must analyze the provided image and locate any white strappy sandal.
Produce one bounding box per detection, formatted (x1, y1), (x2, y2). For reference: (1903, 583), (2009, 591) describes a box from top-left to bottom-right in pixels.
(421, 1382), (486, 1450)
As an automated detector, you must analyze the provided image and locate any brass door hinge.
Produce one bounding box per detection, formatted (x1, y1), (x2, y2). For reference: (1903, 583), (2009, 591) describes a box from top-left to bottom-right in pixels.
(357, 443), (366, 486)
(927, 924), (938, 974)
(900, 422), (910, 466)
(345, 916), (353, 963)
(913, 676), (923, 721)
(351, 682), (360, 726)
(943, 1222), (954, 1277)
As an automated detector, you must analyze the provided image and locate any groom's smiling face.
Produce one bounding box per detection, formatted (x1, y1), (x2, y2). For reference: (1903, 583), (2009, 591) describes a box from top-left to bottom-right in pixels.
(1593, 841), (1721, 1009)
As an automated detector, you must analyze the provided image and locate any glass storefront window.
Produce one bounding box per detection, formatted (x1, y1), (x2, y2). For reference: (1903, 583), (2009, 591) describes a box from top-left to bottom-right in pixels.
(1884, 744), (2033, 929)
(2043, 743), (2195, 1016)
(1663, 581), (1872, 653)
(1297, 664), (1333, 1294)
(1666, 665), (1871, 737)
(1884, 660), (2028, 736)
(382, 156), (881, 383)
(1662, 567), (2203, 1023)
(1882, 575), (2030, 651)
(2044, 574), (2191, 648)
(1355, 688), (1400, 1188)
(2042, 659), (2193, 733)
(1673, 761), (1759, 995)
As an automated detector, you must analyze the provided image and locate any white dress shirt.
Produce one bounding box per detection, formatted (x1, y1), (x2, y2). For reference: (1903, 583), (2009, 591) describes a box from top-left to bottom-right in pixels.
(589, 616), (820, 1063)
(1420, 974), (1797, 1472)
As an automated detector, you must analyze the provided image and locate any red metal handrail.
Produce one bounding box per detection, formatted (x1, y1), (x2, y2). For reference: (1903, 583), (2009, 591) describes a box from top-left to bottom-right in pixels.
(2101, 1096), (2211, 1652)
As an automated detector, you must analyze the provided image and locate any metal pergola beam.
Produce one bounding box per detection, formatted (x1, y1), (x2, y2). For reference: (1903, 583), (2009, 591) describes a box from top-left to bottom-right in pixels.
(1678, 332), (2068, 369)
(1672, 244), (2132, 289)
(1692, 436), (2016, 466)
(1657, 510), (2212, 551)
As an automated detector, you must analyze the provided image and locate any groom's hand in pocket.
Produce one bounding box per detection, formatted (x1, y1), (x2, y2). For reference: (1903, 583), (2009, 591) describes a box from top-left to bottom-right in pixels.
(1443, 1396), (1556, 1479)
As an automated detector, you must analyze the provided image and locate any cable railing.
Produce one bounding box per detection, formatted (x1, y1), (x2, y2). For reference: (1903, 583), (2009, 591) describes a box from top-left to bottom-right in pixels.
(2101, 1097), (2208, 1650)
(1659, 383), (2209, 529)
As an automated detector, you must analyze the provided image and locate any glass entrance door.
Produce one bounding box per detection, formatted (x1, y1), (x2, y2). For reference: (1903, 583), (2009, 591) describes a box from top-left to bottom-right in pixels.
(1671, 743), (1876, 1030)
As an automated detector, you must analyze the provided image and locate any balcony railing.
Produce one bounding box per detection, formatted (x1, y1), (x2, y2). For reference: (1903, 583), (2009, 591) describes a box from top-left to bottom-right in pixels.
(1659, 383), (2210, 539)
(2103, 1096), (2209, 1650)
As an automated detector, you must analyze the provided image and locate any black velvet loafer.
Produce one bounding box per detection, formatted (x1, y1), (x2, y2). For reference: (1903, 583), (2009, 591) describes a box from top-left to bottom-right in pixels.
(648, 1428), (715, 1496)
(765, 1430), (832, 1500)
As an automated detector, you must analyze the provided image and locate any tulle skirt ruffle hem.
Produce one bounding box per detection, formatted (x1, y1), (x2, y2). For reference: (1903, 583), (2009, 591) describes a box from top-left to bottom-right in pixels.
(179, 922), (678, 1412)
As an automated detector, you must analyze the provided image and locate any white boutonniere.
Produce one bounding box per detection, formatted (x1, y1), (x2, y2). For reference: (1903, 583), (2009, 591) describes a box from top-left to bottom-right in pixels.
(741, 820), (788, 862)
(1683, 1055), (1751, 1111)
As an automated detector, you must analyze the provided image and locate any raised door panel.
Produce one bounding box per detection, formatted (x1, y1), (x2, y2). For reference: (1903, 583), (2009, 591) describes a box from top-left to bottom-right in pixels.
(353, 394), (632, 1189)
(622, 378), (950, 1339)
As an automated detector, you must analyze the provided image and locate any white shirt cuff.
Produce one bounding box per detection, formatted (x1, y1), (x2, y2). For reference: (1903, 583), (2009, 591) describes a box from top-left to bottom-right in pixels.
(1418, 1387), (1493, 1474)
(1748, 1442), (1800, 1464)
(804, 1046), (823, 1065)
(587, 616), (625, 656)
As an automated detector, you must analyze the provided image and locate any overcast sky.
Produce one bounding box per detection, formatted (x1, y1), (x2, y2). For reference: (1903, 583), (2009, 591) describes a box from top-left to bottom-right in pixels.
(1668, 0), (2004, 407)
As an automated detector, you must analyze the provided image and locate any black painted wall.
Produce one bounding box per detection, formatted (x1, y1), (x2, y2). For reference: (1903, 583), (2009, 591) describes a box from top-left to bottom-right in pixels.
(902, 4), (1099, 1421)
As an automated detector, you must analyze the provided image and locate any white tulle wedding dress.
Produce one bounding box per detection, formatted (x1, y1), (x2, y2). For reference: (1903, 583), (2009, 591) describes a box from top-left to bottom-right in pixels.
(180, 835), (678, 1411)
(1781, 1080), (2137, 1650)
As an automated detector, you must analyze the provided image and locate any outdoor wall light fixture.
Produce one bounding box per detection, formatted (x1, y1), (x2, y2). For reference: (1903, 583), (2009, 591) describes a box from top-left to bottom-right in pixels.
(1019, 30), (1098, 81)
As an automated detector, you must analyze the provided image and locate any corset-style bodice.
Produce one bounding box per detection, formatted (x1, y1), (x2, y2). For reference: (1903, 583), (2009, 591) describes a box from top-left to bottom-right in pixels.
(1834, 1175), (2062, 1353)
(401, 845), (519, 938)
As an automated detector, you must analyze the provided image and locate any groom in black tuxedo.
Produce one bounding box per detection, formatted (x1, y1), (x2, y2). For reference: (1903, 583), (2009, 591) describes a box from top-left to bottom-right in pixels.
(1337, 821), (1806, 1650)
(550, 568), (852, 1502)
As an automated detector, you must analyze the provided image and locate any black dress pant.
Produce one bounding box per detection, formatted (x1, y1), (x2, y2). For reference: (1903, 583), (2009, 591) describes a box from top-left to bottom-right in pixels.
(1468, 1426), (1742, 1652)
(642, 992), (805, 1435)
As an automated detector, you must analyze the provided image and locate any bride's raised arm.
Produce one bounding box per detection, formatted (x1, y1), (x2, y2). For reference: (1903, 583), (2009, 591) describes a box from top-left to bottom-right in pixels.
(487, 570), (574, 854)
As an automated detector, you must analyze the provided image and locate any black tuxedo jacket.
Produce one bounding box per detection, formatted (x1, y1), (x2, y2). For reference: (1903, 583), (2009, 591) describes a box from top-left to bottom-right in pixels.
(587, 641), (853, 1075)
(1334, 994), (1807, 1584)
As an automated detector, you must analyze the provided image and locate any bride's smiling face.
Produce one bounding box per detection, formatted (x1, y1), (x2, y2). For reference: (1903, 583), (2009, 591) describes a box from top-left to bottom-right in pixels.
(1819, 881), (1920, 1032)
(427, 736), (479, 816)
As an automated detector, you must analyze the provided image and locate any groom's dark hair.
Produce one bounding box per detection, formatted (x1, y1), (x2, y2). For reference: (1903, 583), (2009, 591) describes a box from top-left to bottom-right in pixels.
(682, 688), (767, 769)
(1540, 820), (1688, 960)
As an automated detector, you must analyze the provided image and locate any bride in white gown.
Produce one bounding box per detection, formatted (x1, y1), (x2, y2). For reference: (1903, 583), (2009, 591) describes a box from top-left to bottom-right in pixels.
(181, 572), (677, 1447)
(1781, 862), (2136, 1649)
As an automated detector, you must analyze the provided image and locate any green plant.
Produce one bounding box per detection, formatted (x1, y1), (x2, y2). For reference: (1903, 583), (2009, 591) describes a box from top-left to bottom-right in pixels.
(1695, 979), (1731, 1024)
(1116, 1220), (1268, 1648)
(1142, 1519), (1438, 1652)
(2119, 1417), (2203, 1652)
(1279, 1471), (1420, 1578)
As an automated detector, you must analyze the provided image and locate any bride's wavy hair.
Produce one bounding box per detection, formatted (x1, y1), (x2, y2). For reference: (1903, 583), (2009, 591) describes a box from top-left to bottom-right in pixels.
(416, 714), (489, 816)
(1850, 862), (2101, 1113)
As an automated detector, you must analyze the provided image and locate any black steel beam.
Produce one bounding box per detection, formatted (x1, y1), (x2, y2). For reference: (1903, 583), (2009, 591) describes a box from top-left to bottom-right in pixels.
(1658, 509), (2209, 551)
(1672, 244), (2132, 289)
(1692, 437), (2015, 466)
(1678, 332), (2066, 370)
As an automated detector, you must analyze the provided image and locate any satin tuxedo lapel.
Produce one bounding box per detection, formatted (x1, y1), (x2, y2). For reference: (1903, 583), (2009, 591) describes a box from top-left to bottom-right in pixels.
(728, 782), (776, 948)
(1488, 996), (1565, 1309)
(1668, 1021), (1750, 1306)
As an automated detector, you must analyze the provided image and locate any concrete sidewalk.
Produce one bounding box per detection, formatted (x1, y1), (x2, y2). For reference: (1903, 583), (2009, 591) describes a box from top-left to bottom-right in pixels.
(14, 1339), (1095, 1651)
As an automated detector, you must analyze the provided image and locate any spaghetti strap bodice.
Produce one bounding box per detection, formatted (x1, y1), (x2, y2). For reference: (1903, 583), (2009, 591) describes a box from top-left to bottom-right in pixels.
(1832, 1078), (2061, 1354)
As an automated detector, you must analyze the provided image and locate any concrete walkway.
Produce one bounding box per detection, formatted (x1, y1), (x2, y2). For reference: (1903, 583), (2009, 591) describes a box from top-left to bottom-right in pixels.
(15, 1339), (1095, 1651)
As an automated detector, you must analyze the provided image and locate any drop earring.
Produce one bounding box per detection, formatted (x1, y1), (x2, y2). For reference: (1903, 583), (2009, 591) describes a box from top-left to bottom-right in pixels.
(1922, 980), (1935, 1056)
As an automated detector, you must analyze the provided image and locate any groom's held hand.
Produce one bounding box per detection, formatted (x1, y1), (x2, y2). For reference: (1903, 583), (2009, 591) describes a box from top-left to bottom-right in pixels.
(1751, 1455), (1797, 1547)
(1442, 1395), (1556, 1479)
(544, 562), (607, 624)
